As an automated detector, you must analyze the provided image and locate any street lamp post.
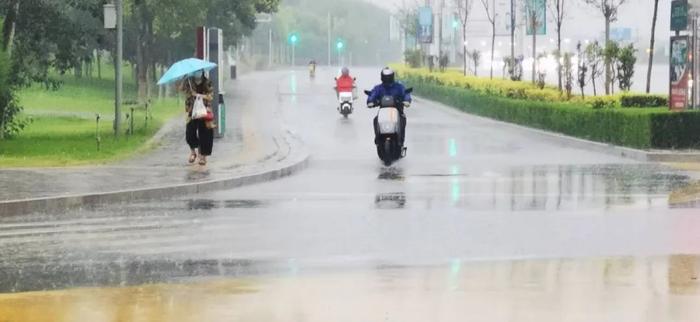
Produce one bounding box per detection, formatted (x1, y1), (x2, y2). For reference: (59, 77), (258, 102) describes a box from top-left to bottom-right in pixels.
(115, 0), (123, 138)
(104, 1), (122, 138)
(288, 33), (299, 66)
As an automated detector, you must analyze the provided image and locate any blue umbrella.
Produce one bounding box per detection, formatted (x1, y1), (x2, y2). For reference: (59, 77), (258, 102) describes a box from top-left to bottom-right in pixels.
(157, 58), (217, 85)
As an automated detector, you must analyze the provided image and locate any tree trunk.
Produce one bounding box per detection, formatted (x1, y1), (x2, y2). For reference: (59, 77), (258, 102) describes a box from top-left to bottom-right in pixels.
(136, 32), (147, 101)
(490, 22), (495, 79)
(604, 16), (611, 94)
(646, 0), (659, 93)
(462, 25), (468, 76)
(592, 72), (597, 96)
(531, 19), (536, 83)
(2, 0), (19, 57)
(97, 52), (102, 79)
(557, 28), (562, 92)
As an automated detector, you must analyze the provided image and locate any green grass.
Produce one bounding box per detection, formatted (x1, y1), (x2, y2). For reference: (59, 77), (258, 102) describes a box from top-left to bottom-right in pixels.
(0, 64), (182, 168)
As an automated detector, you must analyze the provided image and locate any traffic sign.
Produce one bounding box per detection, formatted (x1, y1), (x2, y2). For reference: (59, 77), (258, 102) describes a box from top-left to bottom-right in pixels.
(671, 0), (688, 31)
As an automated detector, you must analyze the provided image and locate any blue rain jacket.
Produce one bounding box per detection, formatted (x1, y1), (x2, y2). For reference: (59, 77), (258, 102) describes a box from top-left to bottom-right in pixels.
(367, 82), (412, 109)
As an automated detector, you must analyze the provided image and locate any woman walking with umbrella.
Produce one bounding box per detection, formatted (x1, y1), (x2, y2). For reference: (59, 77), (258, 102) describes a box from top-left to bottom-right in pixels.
(158, 58), (218, 166)
(182, 72), (214, 165)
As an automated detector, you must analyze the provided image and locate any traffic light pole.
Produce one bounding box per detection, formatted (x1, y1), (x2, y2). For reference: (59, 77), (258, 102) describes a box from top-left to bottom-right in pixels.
(292, 44), (296, 67)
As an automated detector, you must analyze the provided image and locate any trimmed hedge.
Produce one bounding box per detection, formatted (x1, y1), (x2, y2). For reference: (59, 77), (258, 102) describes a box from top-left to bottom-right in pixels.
(402, 77), (700, 149)
(393, 66), (670, 108)
(620, 94), (668, 108)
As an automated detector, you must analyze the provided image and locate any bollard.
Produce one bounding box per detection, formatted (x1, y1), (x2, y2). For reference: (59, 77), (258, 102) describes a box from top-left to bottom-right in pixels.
(124, 112), (130, 139)
(144, 101), (150, 130)
(129, 107), (135, 135)
(95, 114), (101, 151)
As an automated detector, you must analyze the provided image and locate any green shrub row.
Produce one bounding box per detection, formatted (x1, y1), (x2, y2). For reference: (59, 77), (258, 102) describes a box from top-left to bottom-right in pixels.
(620, 94), (668, 108)
(403, 77), (700, 149)
(393, 66), (671, 109)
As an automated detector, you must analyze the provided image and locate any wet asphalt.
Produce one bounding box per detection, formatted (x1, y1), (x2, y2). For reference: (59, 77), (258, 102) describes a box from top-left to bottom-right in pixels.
(1, 68), (700, 321)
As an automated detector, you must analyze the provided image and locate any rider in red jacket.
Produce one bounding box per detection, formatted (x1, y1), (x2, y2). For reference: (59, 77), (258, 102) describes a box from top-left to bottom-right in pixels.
(335, 67), (355, 95)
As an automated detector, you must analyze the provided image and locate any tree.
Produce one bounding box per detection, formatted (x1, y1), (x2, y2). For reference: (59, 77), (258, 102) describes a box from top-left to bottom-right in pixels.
(535, 51), (547, 89)
(547, 0), (566, 92)
(479, 0), (497, 78)
(468, 50), (481, 75)
(523, 0), (544, 84)
(586, 41), (603, 96)
(645, 0), (659, 93)
(455, 0), (475, 75)
(563, 52), (573, 99)
(1, 0), (19, 57)
(396, 2), (420, 45)
(617, 44), (636, 91)
(576, 42), (588, 98)
(0, 34), (25, 139)
(584, 0), (628, 94)
(604, 40), (620, 93)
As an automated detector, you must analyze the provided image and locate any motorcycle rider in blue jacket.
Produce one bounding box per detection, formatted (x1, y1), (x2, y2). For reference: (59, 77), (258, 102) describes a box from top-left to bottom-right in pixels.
(367, 67), (412, 146)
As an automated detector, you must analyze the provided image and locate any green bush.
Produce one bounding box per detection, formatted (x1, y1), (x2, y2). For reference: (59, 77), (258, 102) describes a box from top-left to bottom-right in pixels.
(404, 49), (424, 68)
(651, 112), (700, 148)
(402, 76), (700, 149)
(620, 94), (668, 108)
(587, 96), (619, 109)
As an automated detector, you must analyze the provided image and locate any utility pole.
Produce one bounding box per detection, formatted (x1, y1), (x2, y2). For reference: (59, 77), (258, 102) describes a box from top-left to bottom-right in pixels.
(438, 0), (444, 58)
(115, 0), (123, 138)
(327, 12), (332, 65)
(268, 28), (273, 68)
(510, 0), (515, 61)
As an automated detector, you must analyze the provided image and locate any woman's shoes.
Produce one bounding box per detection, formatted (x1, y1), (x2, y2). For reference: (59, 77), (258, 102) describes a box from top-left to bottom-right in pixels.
(198, 156), (207, 166)
(188, 152), (197, 164)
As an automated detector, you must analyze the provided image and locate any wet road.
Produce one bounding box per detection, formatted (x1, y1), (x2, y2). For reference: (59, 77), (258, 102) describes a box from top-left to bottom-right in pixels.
(2, 68), (700, 321)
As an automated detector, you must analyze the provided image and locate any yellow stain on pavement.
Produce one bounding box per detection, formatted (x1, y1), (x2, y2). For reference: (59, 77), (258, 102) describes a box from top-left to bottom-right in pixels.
(0, 280), (258, 322)
(669, 180), (700, 206)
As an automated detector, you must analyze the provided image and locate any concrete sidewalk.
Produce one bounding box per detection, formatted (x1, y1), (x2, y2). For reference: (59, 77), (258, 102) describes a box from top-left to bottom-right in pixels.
(0, 72), (308, 214)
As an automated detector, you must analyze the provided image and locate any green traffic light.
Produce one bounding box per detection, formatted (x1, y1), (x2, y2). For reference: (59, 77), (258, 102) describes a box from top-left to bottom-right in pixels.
(289, 33), (299, 44)
(336, 41), (344, 50)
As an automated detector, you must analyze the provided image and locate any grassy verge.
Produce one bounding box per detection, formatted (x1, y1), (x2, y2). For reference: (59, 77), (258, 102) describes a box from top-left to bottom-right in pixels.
(402, 74), (700, 150)
(0, 67), (182, 168)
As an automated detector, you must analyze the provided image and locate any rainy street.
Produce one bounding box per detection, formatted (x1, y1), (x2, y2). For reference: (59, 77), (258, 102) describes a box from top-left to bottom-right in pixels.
(2, 68), (700, 321)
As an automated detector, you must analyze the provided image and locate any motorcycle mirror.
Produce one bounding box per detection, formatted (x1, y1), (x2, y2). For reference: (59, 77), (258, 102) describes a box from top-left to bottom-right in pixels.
(405, 88), (413, 94)
(363, 90), (372, 96)
(353, 77), (357, 81)
(334, 77), (337, 81)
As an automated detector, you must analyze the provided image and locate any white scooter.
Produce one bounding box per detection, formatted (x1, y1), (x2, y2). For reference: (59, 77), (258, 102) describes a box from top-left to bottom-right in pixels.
(364, 88), (413, 166)
(337, 91), (354, 117)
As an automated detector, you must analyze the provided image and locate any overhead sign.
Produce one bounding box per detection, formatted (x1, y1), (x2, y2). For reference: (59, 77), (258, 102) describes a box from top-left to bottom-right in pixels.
(610, 27), (632, 41)
(671, 0), (688, 31)
(525, 0), (546, 36)
(670, 36), (690, 111)
(255, 13), (271, 23)
(417, 6), (433, 44)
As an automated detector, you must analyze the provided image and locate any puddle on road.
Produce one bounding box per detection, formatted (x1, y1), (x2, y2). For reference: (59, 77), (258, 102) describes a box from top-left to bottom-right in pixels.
(1, 255), (699, 322)
(186, 199), (268, 210)
(374, 192), (406, 209)
(377, 167), (405, 181)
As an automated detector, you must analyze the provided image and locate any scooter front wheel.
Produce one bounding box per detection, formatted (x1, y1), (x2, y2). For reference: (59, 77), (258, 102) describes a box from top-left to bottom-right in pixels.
(382, 139), (393, 166)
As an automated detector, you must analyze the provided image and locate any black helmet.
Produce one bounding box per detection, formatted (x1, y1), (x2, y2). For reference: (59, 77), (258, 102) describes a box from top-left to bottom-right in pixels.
(381, 67), (395, 85)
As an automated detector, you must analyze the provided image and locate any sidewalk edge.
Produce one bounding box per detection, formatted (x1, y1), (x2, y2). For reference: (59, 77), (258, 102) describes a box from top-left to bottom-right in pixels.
(0, 146), (309, 215)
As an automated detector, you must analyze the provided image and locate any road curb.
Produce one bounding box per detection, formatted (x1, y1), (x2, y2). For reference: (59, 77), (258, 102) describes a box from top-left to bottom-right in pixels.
(416, 96), (700, 163)
(0, 139), (309, 215)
